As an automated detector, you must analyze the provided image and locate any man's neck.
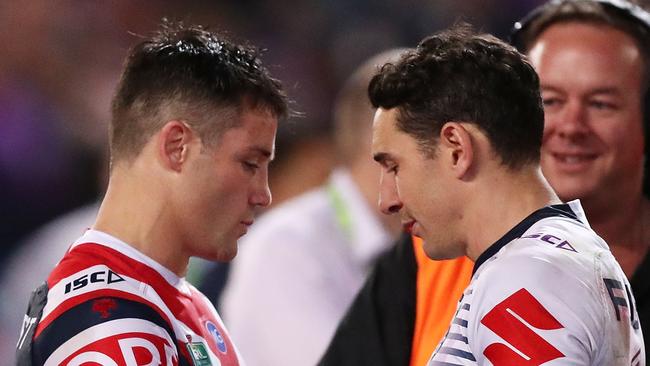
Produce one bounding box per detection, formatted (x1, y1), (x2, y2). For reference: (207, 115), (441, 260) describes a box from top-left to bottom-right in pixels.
(93, 173), (190, 277)
(465, 167), (561, 261)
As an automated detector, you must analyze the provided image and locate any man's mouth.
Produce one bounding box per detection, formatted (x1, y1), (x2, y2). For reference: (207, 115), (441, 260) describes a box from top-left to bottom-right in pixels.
(402, 220), (416, 233)
(552, 152), (598, 164)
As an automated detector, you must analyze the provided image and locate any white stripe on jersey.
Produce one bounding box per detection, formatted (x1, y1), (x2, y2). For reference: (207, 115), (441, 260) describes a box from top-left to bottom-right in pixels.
(44, 318), (176, 366)
(42, 265), (137, 320)
(43, 265), (196, 345)
(71, 230), (191, 295)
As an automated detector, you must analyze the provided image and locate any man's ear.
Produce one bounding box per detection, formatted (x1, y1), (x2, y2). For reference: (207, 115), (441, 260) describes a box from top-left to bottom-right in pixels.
(157, 120), (194, 172)
(439, 122), (474, 179)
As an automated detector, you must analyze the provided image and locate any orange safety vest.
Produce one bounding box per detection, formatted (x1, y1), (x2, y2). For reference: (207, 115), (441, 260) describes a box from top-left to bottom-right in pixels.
(410, 236), (474, 366)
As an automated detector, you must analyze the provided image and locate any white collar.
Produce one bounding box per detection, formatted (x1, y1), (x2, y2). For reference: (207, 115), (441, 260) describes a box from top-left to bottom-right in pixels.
(566, 199), (591, 229)
(71, 229), (191, 295)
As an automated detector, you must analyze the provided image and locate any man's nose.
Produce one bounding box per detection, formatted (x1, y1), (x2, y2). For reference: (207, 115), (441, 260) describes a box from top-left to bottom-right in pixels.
(378, 171), (403, 215)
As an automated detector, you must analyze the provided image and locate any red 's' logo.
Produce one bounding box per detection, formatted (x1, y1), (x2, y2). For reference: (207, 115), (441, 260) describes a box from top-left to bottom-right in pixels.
(481, 288), (564, 365)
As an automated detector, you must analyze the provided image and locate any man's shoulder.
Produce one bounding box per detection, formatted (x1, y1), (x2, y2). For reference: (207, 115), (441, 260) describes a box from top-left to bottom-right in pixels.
(498, 215), (607, 269)
(25, 246), (184, 365)
(465, 219), (643, 366)
(37, 242), (182, 335)
(44, 242), (150, 296)
(471, 219), (608, 311)
(29, 294), (178, 365)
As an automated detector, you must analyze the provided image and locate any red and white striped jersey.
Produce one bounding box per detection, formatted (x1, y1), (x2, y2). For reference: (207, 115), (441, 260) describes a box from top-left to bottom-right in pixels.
(427, 201), (645, 366)
(17, 229), (244, 366)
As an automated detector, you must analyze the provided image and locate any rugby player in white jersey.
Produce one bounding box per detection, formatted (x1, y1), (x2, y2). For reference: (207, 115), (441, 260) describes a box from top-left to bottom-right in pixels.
(370, 24), (644, 365)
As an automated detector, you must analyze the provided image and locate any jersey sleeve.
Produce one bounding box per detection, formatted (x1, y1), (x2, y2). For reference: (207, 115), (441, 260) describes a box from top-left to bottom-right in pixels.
(30, 296), (181, 366)
(467, 248), (602, 365)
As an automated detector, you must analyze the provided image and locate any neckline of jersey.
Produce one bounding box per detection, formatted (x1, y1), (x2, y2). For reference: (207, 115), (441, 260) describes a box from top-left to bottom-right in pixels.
(472, 203), (581, 276)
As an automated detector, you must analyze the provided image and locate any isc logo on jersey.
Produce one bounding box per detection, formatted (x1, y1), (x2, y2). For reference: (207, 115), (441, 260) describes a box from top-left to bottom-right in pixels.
(64, 269), (125, 294)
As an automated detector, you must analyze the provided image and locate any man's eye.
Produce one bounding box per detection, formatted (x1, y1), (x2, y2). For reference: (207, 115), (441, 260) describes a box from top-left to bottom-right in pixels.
(589, 100), (616, 111)
(542, 97), (562, 108)
(242, 161), (259, 171)
(389, 165), (399, 174)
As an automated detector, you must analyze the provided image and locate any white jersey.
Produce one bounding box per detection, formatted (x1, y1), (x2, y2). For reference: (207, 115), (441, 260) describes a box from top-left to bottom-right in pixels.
(428, 200), (645, 366)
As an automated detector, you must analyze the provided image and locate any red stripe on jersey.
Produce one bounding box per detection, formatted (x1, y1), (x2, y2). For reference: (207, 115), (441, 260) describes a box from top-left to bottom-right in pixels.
(35, 289), (173, 339)
(57, 331), (178, 366)
(46, 243), (205, 331)
(46, 243), (214, 339)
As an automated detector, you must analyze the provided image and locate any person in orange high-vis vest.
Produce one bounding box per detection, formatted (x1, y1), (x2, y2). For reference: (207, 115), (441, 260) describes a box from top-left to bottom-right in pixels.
(410, 237), (473, 366)
(319, 233), (472, 366)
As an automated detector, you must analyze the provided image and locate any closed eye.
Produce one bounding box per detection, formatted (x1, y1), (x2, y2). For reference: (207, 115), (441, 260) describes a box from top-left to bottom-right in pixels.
(242, 161), (259, 172)
(542, 97), (563, 109)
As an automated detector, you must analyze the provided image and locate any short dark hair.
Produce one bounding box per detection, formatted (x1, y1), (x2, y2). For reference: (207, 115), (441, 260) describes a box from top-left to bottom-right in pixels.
(369, 24), (544, 169)
(110, 20), (288, 162)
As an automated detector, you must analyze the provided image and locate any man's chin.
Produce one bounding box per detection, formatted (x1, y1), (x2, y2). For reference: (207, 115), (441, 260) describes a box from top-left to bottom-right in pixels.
(422, 239), (460, 261)
(216, 244), (238, 262)
(200, 241), (238, 262)
(547, 175), (599, 202)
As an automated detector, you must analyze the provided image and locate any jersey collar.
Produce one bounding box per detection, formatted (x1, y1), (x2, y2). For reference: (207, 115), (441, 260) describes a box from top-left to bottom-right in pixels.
(472, 200), (582, 276)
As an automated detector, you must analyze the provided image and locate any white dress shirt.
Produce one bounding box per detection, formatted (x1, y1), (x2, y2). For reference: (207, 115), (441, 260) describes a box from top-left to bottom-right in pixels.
(221, 168), (393, 366)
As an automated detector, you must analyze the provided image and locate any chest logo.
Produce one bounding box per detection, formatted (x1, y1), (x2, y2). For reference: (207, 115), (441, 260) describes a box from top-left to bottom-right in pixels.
(206, 321), (228, 354)
(481, 288), (565, 365)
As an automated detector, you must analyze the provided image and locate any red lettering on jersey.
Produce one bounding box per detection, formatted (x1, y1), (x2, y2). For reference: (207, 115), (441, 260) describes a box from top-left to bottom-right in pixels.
(480, 288), (564, 365)
(58, 332), (178, 365)
(92, 298), (118, 319)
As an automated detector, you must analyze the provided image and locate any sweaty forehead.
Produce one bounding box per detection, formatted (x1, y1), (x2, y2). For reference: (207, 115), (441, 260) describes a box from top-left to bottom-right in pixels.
(218, 110), (277, 155)
(371, 109), (398, 149)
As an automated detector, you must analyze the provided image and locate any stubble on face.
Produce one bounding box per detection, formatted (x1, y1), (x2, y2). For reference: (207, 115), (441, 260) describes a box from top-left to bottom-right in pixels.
(181, 109), (277, 262)
(372, 108), (465, 260)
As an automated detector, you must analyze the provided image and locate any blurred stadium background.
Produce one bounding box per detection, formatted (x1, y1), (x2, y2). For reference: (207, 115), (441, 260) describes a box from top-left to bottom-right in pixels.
(0, 0), (548, 264)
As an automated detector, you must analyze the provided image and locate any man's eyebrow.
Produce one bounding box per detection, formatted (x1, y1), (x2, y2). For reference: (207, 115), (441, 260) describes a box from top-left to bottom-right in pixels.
(541, 85), (622, 96)
(540, 85), (562, 93)
(587, 87), (622, 97)
(248, 146), (274, 161)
